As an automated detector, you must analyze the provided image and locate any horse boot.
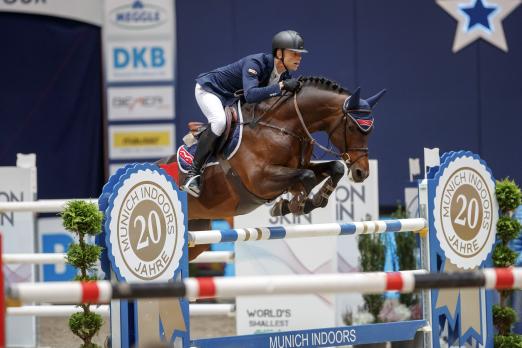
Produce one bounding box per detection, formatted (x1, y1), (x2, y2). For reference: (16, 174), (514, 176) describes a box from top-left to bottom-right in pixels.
(181, 128), (220, 198)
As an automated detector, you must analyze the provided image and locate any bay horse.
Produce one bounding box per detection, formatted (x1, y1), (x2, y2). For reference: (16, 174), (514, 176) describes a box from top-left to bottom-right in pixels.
(158, 76), (385, 259)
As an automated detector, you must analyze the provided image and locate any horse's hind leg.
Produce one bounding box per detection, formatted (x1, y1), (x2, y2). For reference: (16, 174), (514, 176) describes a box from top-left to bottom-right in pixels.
(188, 219), (211, 261)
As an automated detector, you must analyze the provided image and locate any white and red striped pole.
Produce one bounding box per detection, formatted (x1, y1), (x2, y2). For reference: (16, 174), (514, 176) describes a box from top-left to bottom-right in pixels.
(7, 268), (522, 304)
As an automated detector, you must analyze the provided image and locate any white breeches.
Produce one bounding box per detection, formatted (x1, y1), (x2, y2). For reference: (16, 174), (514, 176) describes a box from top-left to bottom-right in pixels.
(195, 83), (226, 136)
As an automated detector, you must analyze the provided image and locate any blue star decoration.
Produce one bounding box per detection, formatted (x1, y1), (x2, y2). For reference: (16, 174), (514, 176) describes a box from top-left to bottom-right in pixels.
(460, 0), (498, 31)
(437, 0), (520, 52)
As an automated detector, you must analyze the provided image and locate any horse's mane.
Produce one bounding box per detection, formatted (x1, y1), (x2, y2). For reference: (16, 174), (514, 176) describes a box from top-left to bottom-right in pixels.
(249, 75), (350, 112)
(298, 76), (351, 95)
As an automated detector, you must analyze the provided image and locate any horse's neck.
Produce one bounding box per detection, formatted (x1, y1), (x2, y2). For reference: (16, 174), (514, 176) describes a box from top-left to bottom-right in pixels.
(242, 88), (345, 132)
(295, 88), (346, 132)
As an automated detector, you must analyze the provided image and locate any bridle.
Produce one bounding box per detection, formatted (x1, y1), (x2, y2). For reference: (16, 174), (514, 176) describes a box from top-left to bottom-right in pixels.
(292, 92), (371, 168)
(247, 87), (372, 168)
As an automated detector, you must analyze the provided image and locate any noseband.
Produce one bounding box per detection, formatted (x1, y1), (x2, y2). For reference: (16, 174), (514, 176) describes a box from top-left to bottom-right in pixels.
(292, 93), (370, 168)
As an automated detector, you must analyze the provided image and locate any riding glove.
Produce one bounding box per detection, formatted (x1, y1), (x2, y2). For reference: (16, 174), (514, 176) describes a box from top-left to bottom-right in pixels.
(282, 79), (301, 92)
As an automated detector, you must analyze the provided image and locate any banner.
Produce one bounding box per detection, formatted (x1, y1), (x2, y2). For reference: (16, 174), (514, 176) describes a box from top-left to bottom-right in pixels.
(103, 0), (177, 170)
(234, 160), (379, 334)
(0, 166), (36, 347)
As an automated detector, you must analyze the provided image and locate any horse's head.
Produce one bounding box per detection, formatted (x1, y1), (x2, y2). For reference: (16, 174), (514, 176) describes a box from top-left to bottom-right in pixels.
(328, 87), (386, 182)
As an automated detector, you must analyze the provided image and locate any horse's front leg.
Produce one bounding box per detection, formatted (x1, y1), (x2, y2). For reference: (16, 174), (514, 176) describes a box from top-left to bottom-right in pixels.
(302, 161), (345, 213)
(261, 165), (316, 217)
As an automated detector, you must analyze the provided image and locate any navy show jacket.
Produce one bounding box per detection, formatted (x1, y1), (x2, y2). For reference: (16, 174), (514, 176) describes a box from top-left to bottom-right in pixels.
(196, 53), (291, 106)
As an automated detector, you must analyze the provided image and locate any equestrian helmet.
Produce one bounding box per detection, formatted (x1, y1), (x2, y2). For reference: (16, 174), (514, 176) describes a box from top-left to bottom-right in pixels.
(272, 30), (308, 54)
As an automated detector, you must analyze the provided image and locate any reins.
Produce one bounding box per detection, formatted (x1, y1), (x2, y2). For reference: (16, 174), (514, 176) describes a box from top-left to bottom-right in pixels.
(241, 86), (371, 168)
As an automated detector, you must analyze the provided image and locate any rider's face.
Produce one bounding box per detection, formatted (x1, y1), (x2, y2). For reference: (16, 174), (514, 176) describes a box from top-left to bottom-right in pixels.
(279, 49), (302, 71)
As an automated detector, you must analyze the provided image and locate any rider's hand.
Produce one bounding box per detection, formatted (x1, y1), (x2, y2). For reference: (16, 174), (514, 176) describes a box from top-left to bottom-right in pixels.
(282, 78), (301, 92)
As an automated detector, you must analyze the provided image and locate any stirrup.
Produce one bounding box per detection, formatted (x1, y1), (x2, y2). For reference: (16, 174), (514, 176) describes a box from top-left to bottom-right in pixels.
(180, 174), (201, 198)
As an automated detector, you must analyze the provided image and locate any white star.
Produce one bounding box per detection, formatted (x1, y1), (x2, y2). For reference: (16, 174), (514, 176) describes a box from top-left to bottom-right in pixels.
(437, 0), (521, 52)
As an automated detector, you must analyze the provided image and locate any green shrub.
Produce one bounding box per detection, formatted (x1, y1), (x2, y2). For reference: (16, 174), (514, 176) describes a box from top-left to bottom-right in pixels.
(493, 178), (522, 344)
(61, 200), (103, 348)
(494, 305), (518, 336)
(497, 216), (522, 244)
(494, 333), (522, 348)
(493, 244), (518, 268)
(496, 178), (522, 214)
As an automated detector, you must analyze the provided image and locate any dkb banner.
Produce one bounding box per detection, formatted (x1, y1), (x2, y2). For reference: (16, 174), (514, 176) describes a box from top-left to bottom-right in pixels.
(103, 0), (177, 174)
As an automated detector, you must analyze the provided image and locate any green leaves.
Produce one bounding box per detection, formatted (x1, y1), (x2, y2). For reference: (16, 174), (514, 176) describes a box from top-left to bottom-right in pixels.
(61, 200), (103, 236)
(497, 216), (522, 244)
(66, 244), (102, 271)
(494, 305), (519, 336)
(493, 178), (522, 343)
(496, 178), (522, 214)
(494, 334), (522, 348)
(62, 200), (104, 347)
(69, 311), (103, 346)
(493, 244), (518, 268)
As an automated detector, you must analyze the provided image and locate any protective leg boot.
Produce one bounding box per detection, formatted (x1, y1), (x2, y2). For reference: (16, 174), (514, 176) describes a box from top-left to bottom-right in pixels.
(181, 128), (220, 197)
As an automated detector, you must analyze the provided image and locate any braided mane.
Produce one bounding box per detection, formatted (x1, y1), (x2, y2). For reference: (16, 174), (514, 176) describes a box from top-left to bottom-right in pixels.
(298, 76), (351, 95)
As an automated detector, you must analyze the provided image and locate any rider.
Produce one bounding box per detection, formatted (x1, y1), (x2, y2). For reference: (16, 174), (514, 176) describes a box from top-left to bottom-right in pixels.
(181, 30), (308, 198)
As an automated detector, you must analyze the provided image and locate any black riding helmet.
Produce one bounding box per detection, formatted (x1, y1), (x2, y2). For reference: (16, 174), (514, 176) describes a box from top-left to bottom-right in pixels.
(272, 30), (308, 55)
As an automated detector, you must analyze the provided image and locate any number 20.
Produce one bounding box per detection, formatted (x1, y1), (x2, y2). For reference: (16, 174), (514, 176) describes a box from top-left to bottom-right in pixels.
(454, 194), (479, 229)
(135, 211), (162, 250)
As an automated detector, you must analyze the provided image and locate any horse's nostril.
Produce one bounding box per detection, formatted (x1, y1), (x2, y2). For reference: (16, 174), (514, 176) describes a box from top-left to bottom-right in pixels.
(355, 169), (363, 178)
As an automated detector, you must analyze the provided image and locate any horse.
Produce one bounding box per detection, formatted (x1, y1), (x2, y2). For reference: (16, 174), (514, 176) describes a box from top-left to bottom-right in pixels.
(158, 76), (386, 259)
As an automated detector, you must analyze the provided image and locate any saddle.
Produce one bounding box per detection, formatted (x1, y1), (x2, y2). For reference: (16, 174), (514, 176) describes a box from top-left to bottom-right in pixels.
(187, 105), (239, 154)
(177, 103), (243, 174)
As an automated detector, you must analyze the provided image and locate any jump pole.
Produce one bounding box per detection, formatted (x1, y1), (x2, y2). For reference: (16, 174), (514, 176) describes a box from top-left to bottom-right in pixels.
(8, 268), (522, 303)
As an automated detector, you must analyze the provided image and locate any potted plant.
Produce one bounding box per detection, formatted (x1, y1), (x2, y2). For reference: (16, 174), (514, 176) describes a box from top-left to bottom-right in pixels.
(61, 200), (104, 348)
(493, 179), (522, 347)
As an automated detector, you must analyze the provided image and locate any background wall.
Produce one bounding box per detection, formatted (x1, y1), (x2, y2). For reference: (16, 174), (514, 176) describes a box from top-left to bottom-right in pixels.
(1, 0), (521, 208)
(0, 13), (104, 199)
(176, 0), (522, 207)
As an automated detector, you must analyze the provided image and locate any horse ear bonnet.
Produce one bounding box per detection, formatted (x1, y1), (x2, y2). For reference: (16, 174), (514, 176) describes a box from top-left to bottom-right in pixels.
(342, 88), (386, 133)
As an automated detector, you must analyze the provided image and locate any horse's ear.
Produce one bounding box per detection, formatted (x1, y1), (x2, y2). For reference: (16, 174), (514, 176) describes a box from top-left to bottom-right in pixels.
(347, 87), (361, 110)
(367, 89), (387, 108)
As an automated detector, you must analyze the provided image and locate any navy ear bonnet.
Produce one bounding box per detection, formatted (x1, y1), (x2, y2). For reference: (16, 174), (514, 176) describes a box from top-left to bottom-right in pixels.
(342, 87), (386, 133)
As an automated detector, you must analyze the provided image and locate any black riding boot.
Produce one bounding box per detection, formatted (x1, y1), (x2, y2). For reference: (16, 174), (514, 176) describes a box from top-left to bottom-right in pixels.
(181, 128), (220, 197)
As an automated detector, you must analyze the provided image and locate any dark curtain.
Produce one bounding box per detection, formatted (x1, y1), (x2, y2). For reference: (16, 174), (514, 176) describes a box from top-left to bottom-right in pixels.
(0, 13), (104, 199)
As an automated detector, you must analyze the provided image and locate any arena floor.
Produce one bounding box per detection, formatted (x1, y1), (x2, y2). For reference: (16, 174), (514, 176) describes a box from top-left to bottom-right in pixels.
(37, 316), (235, 348)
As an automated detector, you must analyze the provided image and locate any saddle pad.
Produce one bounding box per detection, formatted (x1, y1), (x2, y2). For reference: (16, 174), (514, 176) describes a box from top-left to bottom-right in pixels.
(177, 101), (244, 173)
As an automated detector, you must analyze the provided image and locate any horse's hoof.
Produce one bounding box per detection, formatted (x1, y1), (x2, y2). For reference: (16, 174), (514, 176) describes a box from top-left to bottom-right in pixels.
(269, 200), (283, 217)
